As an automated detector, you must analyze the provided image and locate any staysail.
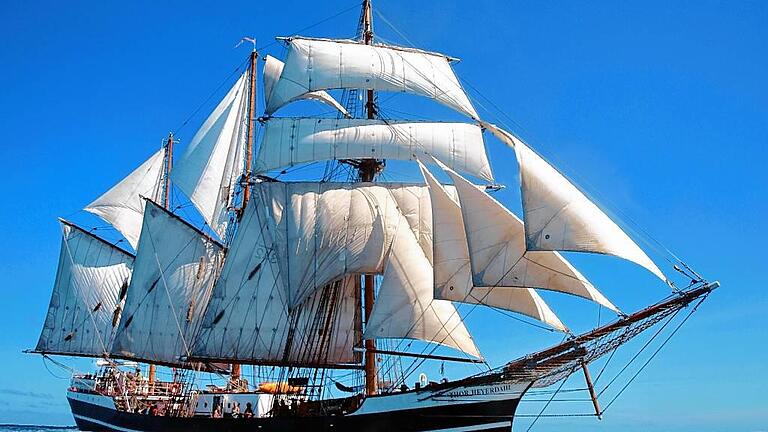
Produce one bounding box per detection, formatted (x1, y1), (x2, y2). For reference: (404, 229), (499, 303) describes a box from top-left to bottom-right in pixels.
(110, 200), (224, 366)
(263, 55), (350, 118)
(35, 220), (134, 357)
(364, 211), (482, 358)
(482, 122), (666, 282)
(84, 149), (165, 249)
(265, 37), (478, 119)
(419, 163), (568, 330)
(254, 118), (493, 181)
(172, 72), (249, 238)
(438, 163), (618, 313)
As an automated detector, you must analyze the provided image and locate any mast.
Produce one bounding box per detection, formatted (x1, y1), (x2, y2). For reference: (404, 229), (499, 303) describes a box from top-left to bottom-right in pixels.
(231, 43), (258, 386)
(150, 132), (174, 386)
(360, 0), (379, 397)
(241, 47), (258, 212)
(163, 133), (174, 209)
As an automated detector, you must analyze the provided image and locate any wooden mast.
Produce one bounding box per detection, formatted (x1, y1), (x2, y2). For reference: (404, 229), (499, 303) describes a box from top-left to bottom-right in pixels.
(150, 132), (174, 386)
(163, 133), (174, 209)
(241, 47), (258, 211)
(360, 0), (379, 397)
(232, 43), (258, 385)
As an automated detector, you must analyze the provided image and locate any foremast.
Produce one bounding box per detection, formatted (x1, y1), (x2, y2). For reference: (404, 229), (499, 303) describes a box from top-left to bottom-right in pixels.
(230, 41), (259, 387)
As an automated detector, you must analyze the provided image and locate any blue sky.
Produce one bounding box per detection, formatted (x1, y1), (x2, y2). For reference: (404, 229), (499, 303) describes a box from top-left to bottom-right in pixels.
(0, 0), (766, 430)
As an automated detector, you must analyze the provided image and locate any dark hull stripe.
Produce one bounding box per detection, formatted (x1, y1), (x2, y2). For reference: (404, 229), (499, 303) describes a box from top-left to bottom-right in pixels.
(68, 394), (519, 432)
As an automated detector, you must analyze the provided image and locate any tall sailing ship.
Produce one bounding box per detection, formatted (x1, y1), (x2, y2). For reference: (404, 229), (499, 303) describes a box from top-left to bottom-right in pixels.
(29, 2), (718, 431)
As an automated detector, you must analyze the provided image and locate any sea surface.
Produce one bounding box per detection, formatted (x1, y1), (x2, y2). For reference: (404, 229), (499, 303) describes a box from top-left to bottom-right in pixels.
(0, 426), (77, 432)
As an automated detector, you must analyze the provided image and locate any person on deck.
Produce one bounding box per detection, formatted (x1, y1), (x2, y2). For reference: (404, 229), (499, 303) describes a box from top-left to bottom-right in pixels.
(232, 402), (241, 418)
(243, 402), (254, 418)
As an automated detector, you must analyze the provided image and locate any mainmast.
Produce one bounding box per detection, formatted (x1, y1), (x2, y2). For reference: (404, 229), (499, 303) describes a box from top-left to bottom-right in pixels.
(360, 0), (379, 397)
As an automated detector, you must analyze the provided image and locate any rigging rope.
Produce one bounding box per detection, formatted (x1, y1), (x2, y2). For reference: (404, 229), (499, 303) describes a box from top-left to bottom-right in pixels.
(599, 296), (706, 414)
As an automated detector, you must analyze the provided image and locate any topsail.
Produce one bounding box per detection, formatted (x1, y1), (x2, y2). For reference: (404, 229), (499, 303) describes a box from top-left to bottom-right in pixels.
(265, 37), (478, 119)
(263, 55), (350, 118)
(254, 118), (493, 181)
(84, 149), (165, 249)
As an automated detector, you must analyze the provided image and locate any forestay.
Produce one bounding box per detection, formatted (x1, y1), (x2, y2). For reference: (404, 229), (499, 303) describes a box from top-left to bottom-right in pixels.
(420, 163), (567, 331)
(172, 72), (249, 238)
(190, 192), (359, 366)
(263, 55), (350, 118)
(254, 118), (493, 182)
(482, 122), (666, 282)
(84, 149), (165, 249)
(35, 221), (134, 357)
(111, 201), (224, 366)
(364, 210), (482, 359)
(265, 37), (478, 119)
(441, 164), (618, 314)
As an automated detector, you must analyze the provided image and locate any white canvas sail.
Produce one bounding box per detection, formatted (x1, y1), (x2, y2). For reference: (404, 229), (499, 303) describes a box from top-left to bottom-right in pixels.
(263, 55), (350, 118)
(254, 118), (493, 181)
(110, 200), (224, 366)
(260, 182), (404, 308)
(482, 122), (666, 282)
(172, 73), (249, 238)
(190, 192), (359, 365)
(439, 163), (618, 313)
(265, 37), (478, 119)
(84, 149), (165, 249)
(419, 163), (569, 330)
(364, 212), (482, 359)
(35, 221), (134, 357)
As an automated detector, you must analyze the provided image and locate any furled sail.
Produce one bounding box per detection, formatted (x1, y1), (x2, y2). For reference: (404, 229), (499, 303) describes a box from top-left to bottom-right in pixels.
(84, 149), (165, 249)
(419, 163), (569, 330)
(254, 118), (493, 182)
(263, 55), (350, 118)
(172, 72), (249, 238)
(35, 220), (134, 357)
(265, 37), (478, 119)
(436, 163), (618, 313)
(364, 211), (482, 359)
(190, 192), (359, 366)
(110, 200), (224, 366)
(482, 122), (666, 282)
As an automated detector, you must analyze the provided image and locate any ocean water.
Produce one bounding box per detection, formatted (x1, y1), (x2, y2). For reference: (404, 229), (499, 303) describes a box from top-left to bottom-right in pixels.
(0, 426), (77, 432)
